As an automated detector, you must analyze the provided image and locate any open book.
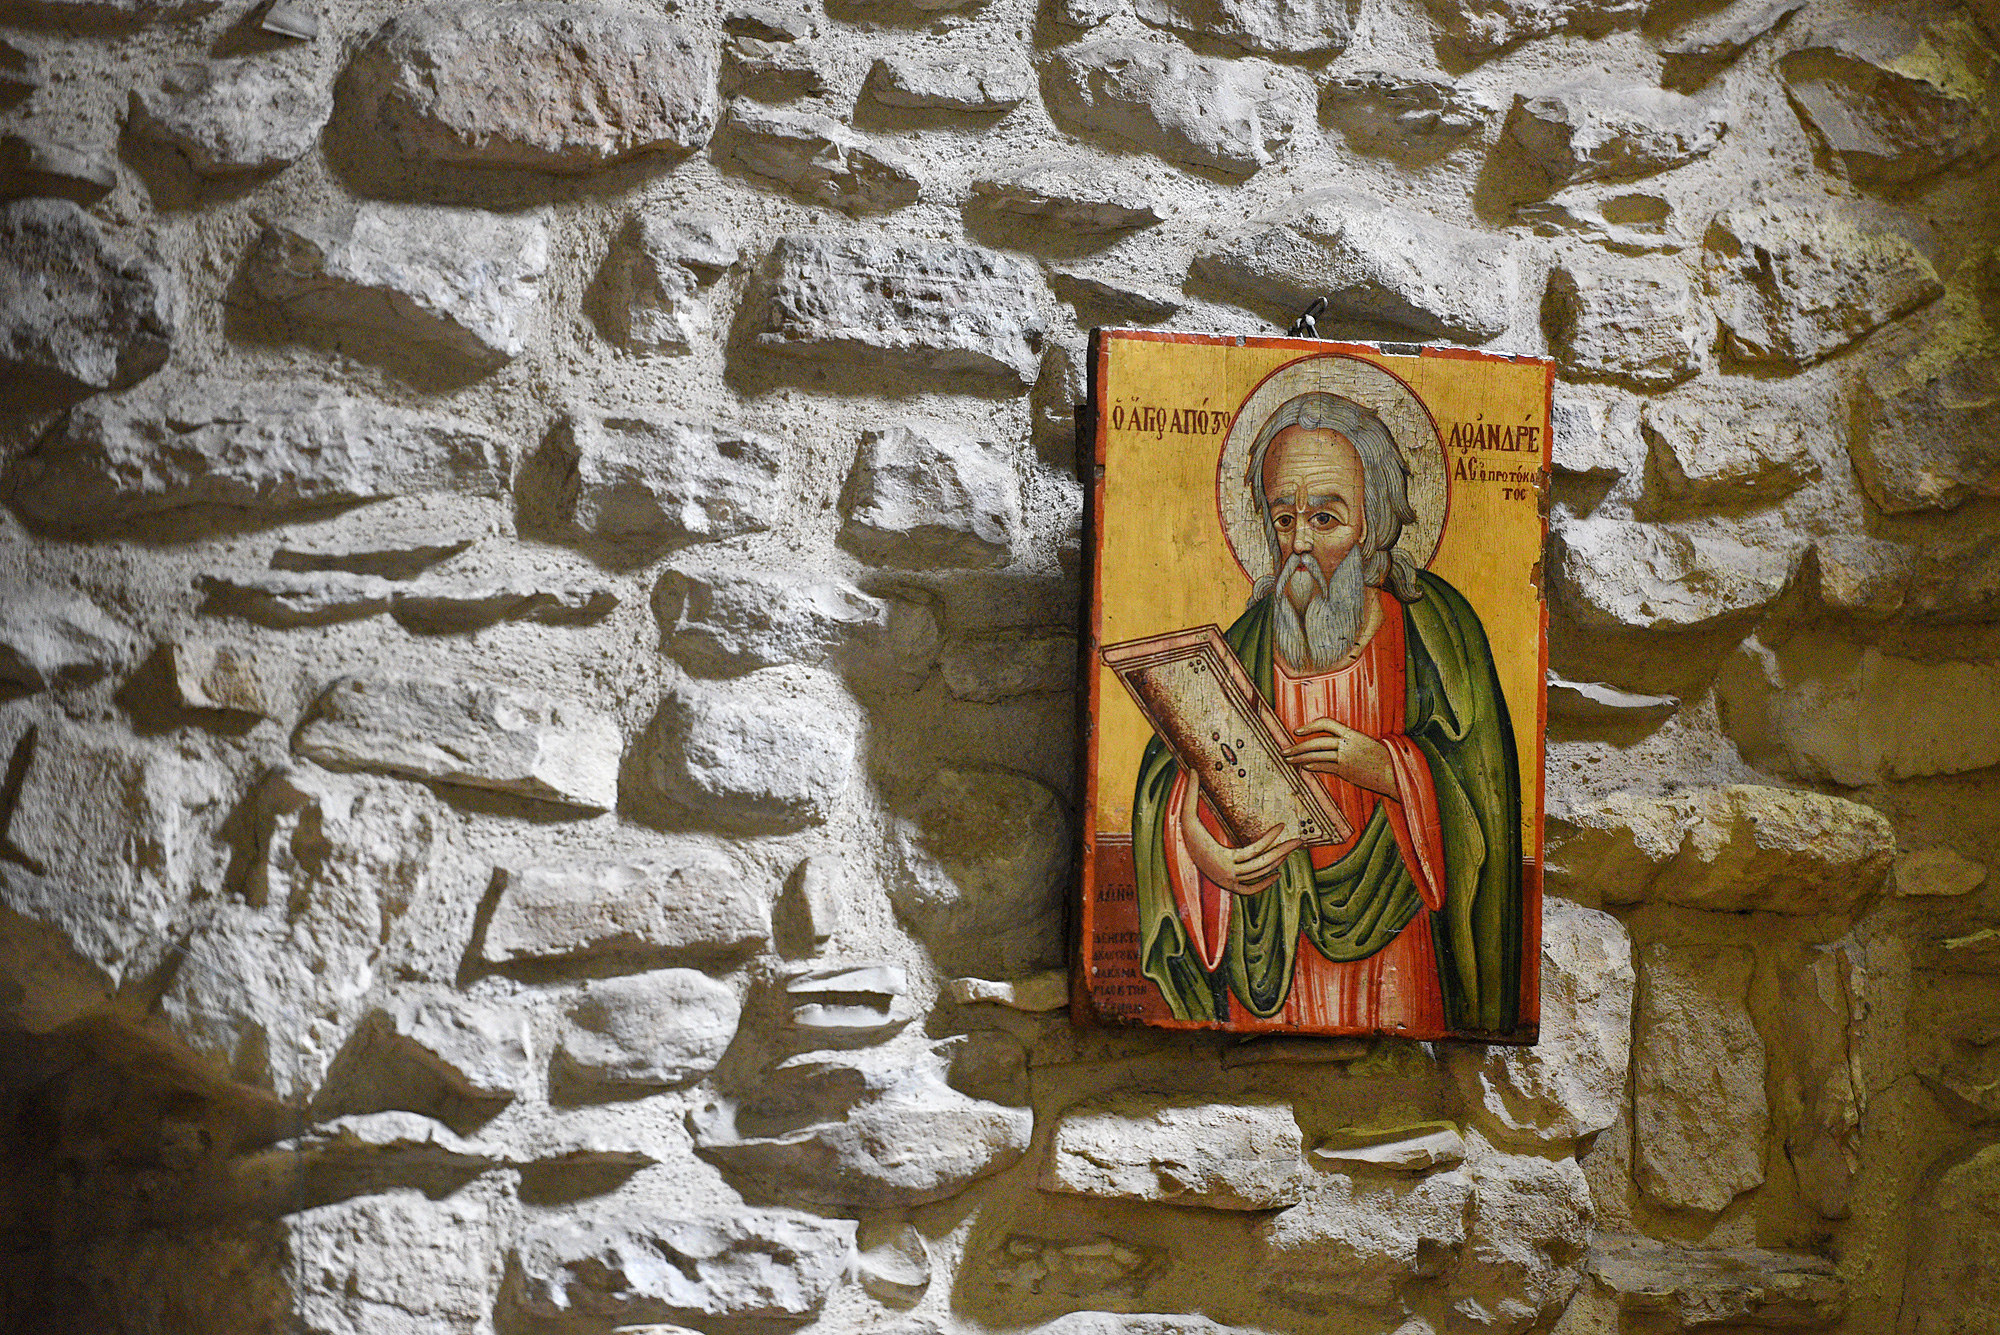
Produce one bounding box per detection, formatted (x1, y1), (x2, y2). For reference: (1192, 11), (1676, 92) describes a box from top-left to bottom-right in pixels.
(1102, 625), (1353, 849)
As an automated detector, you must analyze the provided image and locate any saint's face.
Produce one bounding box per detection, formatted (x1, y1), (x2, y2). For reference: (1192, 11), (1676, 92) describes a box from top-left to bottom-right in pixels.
(1261, 426), (1367, 586)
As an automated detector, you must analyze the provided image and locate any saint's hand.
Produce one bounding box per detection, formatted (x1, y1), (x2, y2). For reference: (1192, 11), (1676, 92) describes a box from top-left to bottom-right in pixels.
(1282, 717), (1399, 798)
(1178, 796), (1300, 895)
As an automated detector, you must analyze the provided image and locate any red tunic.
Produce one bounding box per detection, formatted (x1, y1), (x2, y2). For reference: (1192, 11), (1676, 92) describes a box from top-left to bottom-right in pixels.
(1163, 590), (1450, 1034)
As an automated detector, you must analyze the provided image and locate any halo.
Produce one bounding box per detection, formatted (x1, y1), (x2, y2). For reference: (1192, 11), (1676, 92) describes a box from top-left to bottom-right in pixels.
(1217, 353), (1449, 585)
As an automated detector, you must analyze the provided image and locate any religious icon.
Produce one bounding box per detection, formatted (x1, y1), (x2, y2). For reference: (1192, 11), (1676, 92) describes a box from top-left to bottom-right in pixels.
(1074, 332), (1549, 1043)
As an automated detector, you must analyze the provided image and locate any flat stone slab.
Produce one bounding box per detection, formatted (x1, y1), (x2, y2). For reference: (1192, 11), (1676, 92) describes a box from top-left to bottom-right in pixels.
(1040, 1097), (1310, 1210)
(296, 675), (621, 812)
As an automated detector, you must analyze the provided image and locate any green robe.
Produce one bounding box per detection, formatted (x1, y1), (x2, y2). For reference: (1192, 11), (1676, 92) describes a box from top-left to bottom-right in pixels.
(1130, 569), (1526, 1038)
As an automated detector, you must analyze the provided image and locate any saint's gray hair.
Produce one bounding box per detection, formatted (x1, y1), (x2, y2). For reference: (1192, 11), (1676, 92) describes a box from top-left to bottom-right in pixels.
(1245, 392), (1424, 607)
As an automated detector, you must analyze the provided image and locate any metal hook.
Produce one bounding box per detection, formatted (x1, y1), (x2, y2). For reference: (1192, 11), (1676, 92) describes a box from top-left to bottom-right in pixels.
(1287, 296), (1327, 340)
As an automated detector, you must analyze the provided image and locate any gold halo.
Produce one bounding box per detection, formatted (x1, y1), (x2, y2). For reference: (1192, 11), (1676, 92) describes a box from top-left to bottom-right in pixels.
(1217, 353), (1449, 584)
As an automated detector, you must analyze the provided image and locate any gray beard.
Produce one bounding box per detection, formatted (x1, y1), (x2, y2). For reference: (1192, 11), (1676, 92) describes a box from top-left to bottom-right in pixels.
(1273, 545), (1366, 674)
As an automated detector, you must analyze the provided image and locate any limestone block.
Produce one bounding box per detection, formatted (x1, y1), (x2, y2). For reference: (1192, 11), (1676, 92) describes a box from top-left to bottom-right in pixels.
(1500, 85), (1722, 199)
(777, 854), (843, 952)
(1547, 785), (1894, 912)
(692, 1054), (1030, 1207)
(871, 52), (1030, 110)
(1195, 189), (1516, 342)
(1545, 677), (1677, 726)
(1641, 396), (1818, 508)
(747, 234), (1047, 385)
(343, 1), (718, 172)
(1040, 1097), (1309, 1209)
(656, 568), (886, 674)
(259, 0), (314, 38)
(1044, 36), (1299, 176)
(1543, 255), (1703, 388)
(128, 58), (330, 176)
(1585, 1235), (1847, 1328)
(1058, 0), (1351, 55)
(779, 964), (916, 1043)
(1449, 899), (1633, 1147)
(1311, 1123), (1466, 1172)
(1779, 30), (2000, 187)
(1894, 847), (1987, 897)
(1423, 0), (1648, 59)
(247, 202), (548, 366)
(551, 411), (784, 550)
(947, 972), (1070, 1011)
(1551, 515), (1803, 631)
(1777, 945), (1864, 1218)
(1809, 536), (1912, 619)
(557, 969), (740, 1090)
(167, 639), (292, 719)
(0, 132), (117, 205)
(0, 0), (217, 21)
(1050, 273), (1181, 324)
(970, 161), (1166, 234)
(485, 850), (770, 967)
(1717, 632), (2000, 785)
(0, 199), (174, 401)
(892, 767), (1069, 976)
(720, 103), (922, 213)
(592, 210), (734, 355)
(1660, 0), (1806, 89)
(1450, 1141), (1593, 1331)
(0, 587), (138, 690)
(272, 500), (496, 578)
(291, 1187), (500, 1335)
(1848, 317), (2000, 513)
(1256, 1167), (1474, 1308)
(0, 722), (229, 998)
(200, 570), (396, 628)
(296, 675), (621, 813)
(994, 1234), (1164, 1301)
(512, 1208), (850, 1325)
(858, 1218), (930, 1306)
(367, 991), (532, 1103)
(157, 765), (437, 1103)
(1908, 538), (2000, 623)
(643, 677), (857, 833)
(387, 575), (618, 634)
(1320, 69), (1490, 157)
(724, 32), (825, 101)
(1549, 395), (1636, 480)
(939, 633), (1077, 702)
(1703, 203), (1941, 367)
(1519, 186), (1684, 254)
(1633, 942), (1768, 1213)
(6, 385), (509, 536)
(840, 425), (1021, 570)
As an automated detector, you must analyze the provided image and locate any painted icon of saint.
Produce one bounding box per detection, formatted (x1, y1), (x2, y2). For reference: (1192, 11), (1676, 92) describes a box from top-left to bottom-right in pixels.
(1128, 382), (1525, 1038)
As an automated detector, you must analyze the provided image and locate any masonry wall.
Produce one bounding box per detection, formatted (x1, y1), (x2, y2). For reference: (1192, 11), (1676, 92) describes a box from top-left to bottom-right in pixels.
(0, 0), (1996, 1332)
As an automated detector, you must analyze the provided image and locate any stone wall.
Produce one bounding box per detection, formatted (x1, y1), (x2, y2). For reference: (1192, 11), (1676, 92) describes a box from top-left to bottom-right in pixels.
(0, 0), (1995, 1332)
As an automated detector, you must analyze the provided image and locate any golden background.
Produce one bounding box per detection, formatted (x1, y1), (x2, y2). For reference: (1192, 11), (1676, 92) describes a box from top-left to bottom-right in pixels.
(1092, 335), (1548, 841)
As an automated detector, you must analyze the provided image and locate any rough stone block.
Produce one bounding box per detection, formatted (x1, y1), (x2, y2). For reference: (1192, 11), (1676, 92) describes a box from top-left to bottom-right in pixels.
(1423, 0), (1647, 59)
(1551, 515), (1803, 632)
(1780, 31), (2000, 186)
(0, 587), (138, 690)
(970, 160), (1165, 234)
(1320, 69), (1490, 157)
(1040, 1097), (1308, 1209)
(1448, 898), (1633, 1146)
(1703, 202), (1941, 367)
(656, 568), (886, 674)
(5, 385), (509, 536)
(0, 198), (174, 402)
(291, 1187), (501, 1335)
(1633, 942), (1768, 1213)
(870, 52), (1029, 110)
(1045, 36), (1299, 176)
(1660, 0), (1806, 88)
(248, 202), (548, 366)
(643, 677), (857, 833)
(720, 103), (921, 213)
(747, 235), (1047, 385)
(591, 210), (733, 355)
(511, 1209), (850, 1325)
(939, 632), (1077, 701)
(343, 1), (718, 172)
(1894, 846), (1987, 898)
(549, 410), (784, 552)
(296, 675), (621, 813)
(200, 570), (396, 628)
(369, 991), (533, 1102)
(167, 639), (293, 719)
(0, 132), (117, 205)
(1586, 1235), (1847, 1328)
(1499, 85), (1723, 198)
(1641, 396), (1818, 508)
(1058, 0), (1350, 54)
(558, 969), (740, 1090)
(1848, 317), (2000, 513)
(485, 850), (771, 967)
(1195, 189), (1516, 342)
(840, 424), (1021, 570)
(1311, 1123), (1465, 1172)
(1543, 254), (1703, 388)
(1449, 1141), (1593, 1328)
(128, 58), (331, 176)
(1256, 1167), (1473, 1307)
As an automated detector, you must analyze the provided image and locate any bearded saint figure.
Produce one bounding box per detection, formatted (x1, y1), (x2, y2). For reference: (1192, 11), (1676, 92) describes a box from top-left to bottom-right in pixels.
(1130, 392), (1525, 1037)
